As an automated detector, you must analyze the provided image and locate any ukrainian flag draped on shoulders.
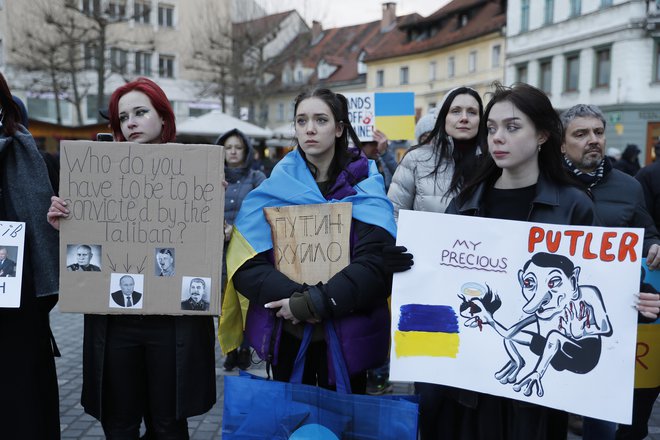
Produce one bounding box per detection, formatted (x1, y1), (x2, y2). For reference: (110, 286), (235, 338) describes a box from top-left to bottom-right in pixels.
(218, 149), (397, 353)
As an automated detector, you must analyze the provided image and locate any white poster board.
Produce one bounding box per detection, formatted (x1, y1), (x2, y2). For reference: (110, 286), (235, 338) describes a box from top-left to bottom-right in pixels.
(0, 222), (25, 308)
(391, 210), (642, 424)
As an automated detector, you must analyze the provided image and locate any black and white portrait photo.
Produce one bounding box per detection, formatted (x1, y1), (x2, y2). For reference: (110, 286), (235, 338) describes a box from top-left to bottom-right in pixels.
(109, 273), (144, 309)
(180, 276), (211, 311)
(66, 244), (102, 272)
(155, 248), (175, 277)
(0, 246), (18, 277)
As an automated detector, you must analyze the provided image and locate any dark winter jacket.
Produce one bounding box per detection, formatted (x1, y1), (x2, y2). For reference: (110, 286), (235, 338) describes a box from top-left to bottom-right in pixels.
(234, 218), (393, 376)
(635, 160), (660, 231)
(589, 167), (660, 254)
(81, 315), (216, 420)
(613, 144), (641, 176)
(446, 173), (597, 227)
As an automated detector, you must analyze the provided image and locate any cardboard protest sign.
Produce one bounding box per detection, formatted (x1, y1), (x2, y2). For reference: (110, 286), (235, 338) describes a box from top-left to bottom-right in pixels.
(635, 259), (660, 389)
(264, 203), (351, 284)
(0, 222), (25, 308)
(391, 210), (643, 424)
(58, 141), (224, 315)
(344, 92), (415, 141)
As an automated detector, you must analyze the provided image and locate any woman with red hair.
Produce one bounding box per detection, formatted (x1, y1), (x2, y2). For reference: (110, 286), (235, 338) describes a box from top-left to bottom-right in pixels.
(48, 77), (216, 439)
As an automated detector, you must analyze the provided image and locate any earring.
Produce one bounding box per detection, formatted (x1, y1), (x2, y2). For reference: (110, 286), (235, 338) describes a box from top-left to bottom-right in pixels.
(537, 144), (541, 152)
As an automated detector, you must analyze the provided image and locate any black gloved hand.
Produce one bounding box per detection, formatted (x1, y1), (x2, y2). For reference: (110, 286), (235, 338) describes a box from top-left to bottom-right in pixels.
(383, 245), (414, 273)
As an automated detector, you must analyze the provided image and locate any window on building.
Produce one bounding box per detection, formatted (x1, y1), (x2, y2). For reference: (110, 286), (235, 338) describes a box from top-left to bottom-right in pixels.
(448, 56), (455, 78)
(600, 0), (613, 6)
(86, 94), (109, 120)
(159, 54), (174, 78)
(594, 47), (611, 88)
(277, 103), (284, 122)
(376, 69), (384, 87)
(82, 0), (100, 15)
(108, 0), (126, 19)
(459, 13), (468, 28)
(83, 43), (98, 69)
(429, 61), (437, 81)
(110, 47), (128, 74)
(655, 43), (660, 82)
(134, 0), (150, 24)
(27, 96), (71, 122)
(468, 51), (477, 73)
(516, 64), (528, 83)
(491, 44), (501, 68)
(565, 53), (580, 92)
(544, 0), (554, 25)
(135, 51), (152, 76)
(158, 4), (174, 27)
(521, 0), (530, 32)
(400, 66), (409, 85)
(296, 69), (303, 83)
(357, 51), (367, 75)
(539, 59), (552, 94)
(569, 0), (581, 17)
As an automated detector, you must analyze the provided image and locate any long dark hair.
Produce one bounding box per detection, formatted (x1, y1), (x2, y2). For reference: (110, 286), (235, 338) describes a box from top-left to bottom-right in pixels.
(0, 73), (22, 136)
(458, 82), (574, 203)
(410, 86), (485, 197)
(293, 88), (361, 185)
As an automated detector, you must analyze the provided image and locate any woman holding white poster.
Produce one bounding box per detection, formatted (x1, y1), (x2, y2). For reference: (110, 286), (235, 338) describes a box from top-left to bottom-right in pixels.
(439, 82), (599, 439)
(388, 86), (485, 220)
(218, 87), (396, 393)
(48, 78), (215, 439)
(386, 86), (489, 429)
(0, 73), (61, 439)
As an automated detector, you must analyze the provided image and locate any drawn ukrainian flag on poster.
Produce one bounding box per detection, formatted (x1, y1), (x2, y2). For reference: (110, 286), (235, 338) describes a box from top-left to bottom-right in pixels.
(394, 304), (460, 358)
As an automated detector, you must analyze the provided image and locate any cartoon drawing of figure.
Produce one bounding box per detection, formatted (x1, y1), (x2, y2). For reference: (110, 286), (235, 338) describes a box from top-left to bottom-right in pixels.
(459, 252), (612, 397)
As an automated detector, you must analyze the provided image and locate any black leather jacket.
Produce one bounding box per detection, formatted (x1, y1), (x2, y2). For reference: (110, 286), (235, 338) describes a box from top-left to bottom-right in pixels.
(446, 173), (597, 227)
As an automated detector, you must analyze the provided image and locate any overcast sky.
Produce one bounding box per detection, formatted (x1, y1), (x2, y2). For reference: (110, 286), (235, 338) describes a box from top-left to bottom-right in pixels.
(256, 0), (451, 28)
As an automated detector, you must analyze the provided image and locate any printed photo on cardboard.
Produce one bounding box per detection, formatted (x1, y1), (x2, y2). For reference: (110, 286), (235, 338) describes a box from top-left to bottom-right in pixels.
(180, 276), (211, 311)
(109, 273), (145, 309)
(66, 244), (102, 272)
(155, 248), (175, 277)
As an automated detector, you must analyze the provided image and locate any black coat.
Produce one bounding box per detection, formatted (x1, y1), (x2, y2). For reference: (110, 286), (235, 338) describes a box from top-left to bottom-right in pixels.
(636, 160), (660, 230)
(81, 314), (216, 420)
(234, 219), (394, 318)
(446, 173), (597, 227)
(0, 258), (16, 277)
(590, 168), (660, 254)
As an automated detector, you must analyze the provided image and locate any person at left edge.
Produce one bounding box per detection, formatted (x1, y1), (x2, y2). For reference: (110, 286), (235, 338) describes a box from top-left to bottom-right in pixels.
(47, 77), (216, 439)
(0, 72), (61, 440)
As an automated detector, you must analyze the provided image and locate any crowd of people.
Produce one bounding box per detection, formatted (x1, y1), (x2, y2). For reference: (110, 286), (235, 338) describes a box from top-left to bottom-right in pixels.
(1, 69), (659, 440)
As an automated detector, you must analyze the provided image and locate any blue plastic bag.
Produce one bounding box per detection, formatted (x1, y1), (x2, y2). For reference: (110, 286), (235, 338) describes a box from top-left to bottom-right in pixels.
(222, 323), (418, 439)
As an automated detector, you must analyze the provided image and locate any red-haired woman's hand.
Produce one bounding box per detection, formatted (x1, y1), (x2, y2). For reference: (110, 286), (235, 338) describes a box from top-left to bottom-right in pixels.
(47, 196), (69, 231)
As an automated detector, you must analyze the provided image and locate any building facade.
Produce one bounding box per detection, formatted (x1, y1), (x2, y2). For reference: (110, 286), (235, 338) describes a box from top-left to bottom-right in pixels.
(365, 0), (506, 117)
(506, 0), (660, 162)
(0, 0), (263, 131)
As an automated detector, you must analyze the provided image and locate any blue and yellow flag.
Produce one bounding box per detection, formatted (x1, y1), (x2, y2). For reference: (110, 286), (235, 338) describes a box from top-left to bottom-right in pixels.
(394, 304), (460, 358)
(218, 150), (396, 353)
